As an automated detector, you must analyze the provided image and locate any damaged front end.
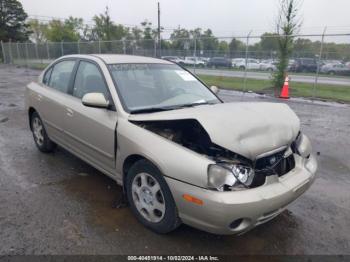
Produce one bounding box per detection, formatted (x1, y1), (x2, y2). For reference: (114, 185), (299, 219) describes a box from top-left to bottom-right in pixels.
(132, 119), (307, 192)
(132, 119), (249, 163)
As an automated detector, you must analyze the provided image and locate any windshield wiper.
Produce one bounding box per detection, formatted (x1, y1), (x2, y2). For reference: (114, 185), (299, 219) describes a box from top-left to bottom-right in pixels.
(130, 101), (215, 114)
(130, 106), (178, 114)
(176, 101), (213, 108)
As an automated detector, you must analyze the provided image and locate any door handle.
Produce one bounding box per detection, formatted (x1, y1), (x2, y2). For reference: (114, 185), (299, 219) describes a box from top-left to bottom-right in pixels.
(37, 94), (43, 101)
(66, 108), (74, 117)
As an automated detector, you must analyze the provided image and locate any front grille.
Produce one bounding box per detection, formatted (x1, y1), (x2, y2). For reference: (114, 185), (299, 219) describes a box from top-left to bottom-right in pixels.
(250, 149), (296, 188)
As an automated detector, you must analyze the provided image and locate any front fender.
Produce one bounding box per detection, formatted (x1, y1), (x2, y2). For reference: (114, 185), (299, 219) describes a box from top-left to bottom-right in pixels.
(116, 118), (213, 187)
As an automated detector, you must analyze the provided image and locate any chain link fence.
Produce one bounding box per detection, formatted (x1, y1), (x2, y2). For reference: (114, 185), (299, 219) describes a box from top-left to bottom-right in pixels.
(1, 32), (350, 102)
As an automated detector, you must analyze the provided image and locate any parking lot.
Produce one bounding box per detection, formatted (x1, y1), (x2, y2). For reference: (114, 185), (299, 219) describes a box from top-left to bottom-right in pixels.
(0, 64), (349, 255)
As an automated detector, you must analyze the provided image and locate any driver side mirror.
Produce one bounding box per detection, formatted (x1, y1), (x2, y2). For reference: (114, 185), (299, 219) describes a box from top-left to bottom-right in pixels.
(82, 93), (110, 109)
(210, 85), (219, 94)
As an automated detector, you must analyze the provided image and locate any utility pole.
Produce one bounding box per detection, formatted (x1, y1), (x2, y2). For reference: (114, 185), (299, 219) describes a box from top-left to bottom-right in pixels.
(157, 2), (161, 57)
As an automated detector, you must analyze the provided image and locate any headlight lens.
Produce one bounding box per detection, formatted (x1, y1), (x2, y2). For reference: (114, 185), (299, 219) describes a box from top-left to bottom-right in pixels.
(295, 133), (312, 158)
(208, 164), (237, 191)
(208, 163), (255, 191)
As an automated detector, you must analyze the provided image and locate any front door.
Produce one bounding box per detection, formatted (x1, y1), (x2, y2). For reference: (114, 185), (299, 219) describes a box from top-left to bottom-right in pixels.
(62, 60), (118, 174)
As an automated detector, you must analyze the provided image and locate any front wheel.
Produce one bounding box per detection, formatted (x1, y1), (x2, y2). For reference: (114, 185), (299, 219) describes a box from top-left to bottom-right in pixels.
(31, 112), (56, 153)
(126, 159), (181, 234)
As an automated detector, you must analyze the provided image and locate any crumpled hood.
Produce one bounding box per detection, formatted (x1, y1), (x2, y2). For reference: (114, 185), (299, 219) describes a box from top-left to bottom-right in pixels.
(129, 102), (300, 160)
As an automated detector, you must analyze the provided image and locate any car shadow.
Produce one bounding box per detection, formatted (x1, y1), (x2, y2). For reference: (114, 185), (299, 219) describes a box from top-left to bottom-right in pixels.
(46, 146), (302, 254)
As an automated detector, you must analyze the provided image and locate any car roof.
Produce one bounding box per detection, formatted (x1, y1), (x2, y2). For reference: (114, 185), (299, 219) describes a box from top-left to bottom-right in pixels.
(63, 54), (173, 65)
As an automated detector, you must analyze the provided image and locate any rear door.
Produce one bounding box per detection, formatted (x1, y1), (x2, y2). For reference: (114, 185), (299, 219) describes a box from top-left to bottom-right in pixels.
(62, 59), (118, 174)
(36, 59), (77, 145)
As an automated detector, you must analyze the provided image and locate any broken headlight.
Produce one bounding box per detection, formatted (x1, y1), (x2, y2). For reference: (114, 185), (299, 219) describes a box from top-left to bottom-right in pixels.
(294, 133), (312, 158)
(207, 163), (254, 191)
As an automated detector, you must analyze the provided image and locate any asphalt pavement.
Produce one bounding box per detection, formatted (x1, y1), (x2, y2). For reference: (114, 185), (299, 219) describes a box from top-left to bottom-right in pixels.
(0, 65), (349, 255)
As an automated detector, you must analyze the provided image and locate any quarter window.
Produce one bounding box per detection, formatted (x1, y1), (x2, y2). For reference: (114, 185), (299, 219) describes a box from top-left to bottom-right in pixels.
(73, 61), (109, 99)
(48, 60), (76, 93)
(43, 67), (53, 85)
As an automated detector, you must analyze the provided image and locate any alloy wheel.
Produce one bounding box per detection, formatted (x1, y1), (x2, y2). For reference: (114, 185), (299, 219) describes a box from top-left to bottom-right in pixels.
(32, 117), (44, 146)
(131, 172), (166, 223)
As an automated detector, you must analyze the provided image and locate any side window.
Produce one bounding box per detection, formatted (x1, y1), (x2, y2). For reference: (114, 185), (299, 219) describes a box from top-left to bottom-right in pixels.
(48, 60), (76, 93)
(43, 67), (53, 85)
(73, 61), (109, 99)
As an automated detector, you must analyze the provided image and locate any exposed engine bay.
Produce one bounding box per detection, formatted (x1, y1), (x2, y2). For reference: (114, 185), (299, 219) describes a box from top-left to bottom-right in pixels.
(132, 119), (251, 164)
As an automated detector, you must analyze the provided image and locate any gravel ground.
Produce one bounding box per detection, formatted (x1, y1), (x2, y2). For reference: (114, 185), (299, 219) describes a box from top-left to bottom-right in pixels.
(0, 64), (349, 255)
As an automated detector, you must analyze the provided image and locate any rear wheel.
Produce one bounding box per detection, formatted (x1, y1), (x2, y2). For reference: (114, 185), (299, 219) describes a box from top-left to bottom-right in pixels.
(126, 159), (181, 234)
(31, 112), (56, 153)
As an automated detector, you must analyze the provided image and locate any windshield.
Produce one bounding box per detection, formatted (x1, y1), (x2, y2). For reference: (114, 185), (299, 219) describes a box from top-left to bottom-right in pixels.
(109, 63), (221, 112)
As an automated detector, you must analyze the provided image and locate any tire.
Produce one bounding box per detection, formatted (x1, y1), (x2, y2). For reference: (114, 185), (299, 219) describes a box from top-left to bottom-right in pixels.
(31, 112), (56, 153)
(239, 66), (245, 70)
(126, 159), (181, 234)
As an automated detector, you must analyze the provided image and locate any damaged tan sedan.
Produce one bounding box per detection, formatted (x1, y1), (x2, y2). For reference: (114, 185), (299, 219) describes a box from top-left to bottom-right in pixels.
(26, 54), (317, 235)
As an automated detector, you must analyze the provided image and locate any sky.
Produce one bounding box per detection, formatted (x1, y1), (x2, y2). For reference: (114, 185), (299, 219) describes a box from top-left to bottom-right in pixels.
(20, 0), (350, 42)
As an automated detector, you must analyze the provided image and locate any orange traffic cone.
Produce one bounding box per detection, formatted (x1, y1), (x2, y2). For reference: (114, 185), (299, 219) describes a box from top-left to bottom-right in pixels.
(279, 76), (290, 99)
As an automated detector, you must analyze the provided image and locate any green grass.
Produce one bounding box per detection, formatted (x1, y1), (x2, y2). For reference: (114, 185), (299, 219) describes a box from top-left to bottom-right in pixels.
(23, 63), (49, 70)
(29, 63), (49, 70)
(187, 66), (350, 79)
(198, 74), (350, 103)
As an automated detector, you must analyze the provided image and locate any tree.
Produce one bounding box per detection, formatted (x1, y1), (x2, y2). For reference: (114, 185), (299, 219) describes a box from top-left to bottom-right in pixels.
(273, 0), (301, 91)
(218, 40), (229, 54)
(170, 28), (191, 52)
(130, 26), (143, 41)
(229, 38), (245, 57)
(293, 38), (314, 56)
(92, 6), (129, 52)
(0, 0), (30, 42)
(260, 32), (279, 52)
(28, 19), (47, 43)
(200, 29), (219, 52)
(92, 7), (128, 41)
(44, 18), (82, 42)
(140, 20), (157, 49)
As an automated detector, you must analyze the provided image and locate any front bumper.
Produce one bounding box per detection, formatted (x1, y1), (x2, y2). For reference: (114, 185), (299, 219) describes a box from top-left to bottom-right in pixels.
(165, 154), (317, 235)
